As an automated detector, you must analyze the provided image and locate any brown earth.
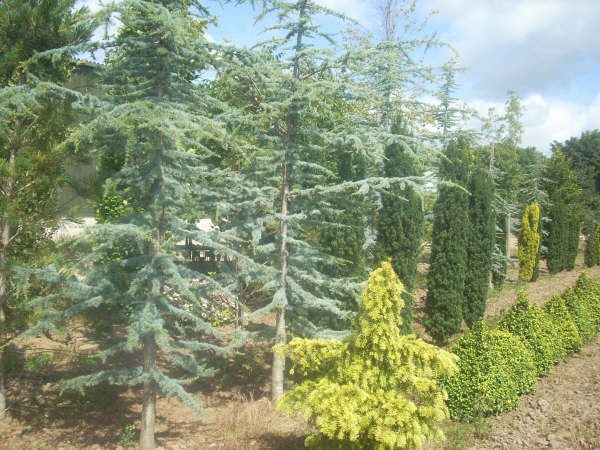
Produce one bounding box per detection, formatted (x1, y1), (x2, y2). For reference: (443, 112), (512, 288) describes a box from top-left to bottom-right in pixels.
(1, 245), (600, 449)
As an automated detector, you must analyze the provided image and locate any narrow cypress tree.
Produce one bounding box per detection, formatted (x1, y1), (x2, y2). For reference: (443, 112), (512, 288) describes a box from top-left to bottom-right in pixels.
(463, 166), (495, 326)
(546, 199), (568, 273)
(544, 150), (581, 273)
(424, 138), (470, 344)
(492, 212), (509, 288)
(584, 221), (598, 267)
(17, 2), (261, 447)
(375, 117), (424, 334)
(518, 203), (541, 281)
(565, 215), (581, 270)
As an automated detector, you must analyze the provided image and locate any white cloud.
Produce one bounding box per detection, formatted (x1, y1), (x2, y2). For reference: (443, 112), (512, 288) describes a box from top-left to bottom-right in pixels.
(466, 92), (600, 153)
(426, 0), (600, 99)
(521, 92), (600, 153)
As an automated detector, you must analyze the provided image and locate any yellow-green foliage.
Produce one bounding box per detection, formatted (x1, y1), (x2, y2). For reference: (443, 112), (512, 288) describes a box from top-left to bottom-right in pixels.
(562, 286), (596, 343)
(518, 203), (541, 281)
(597, 225), (600, 263)
(498, 292), (563, 376)
(276, 262), (458, 450)
(441, 321), (537, 422)
(543, 294), (582, 354)
(573, 273), (600, 333)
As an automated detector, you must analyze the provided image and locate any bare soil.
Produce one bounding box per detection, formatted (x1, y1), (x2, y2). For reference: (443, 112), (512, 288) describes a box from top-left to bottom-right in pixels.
(1, 243), (600, 449)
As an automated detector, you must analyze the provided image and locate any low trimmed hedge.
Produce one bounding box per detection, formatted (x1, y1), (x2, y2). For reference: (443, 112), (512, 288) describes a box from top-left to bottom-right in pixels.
(445, 272), (600, 422)
(442, 322), (537, 421)
(498, 292), (564, 376)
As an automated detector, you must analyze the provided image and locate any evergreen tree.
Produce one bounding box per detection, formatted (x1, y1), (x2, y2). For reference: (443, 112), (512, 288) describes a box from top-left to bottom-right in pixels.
(424, 137), (471, 344)
(584, 220), (598, 267)
(518, 203), (541, 281)
(463, 166), (494, 326)
(276, 262), (458, 449)
(0, 0), (93, 420)
(375, 117), (423, 334)
(543, 150), (582, 273)
(17, 2), (260, 447)
(249, 0), (420, 401)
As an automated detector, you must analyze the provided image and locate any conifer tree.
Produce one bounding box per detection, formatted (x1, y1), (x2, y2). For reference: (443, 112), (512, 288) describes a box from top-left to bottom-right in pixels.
(424, 137), (471, 343)
(17, 2), (261, 447)
(0, 0), (93, 420)
(518, 203), (541, 281)
(463, 166), (494, 326)
(584, 220), (598, 267)
(375, 117), (423, 334)
(248, 0), (419, 401)
(276, 261), (458, 449)
(543, 150), (582, 273)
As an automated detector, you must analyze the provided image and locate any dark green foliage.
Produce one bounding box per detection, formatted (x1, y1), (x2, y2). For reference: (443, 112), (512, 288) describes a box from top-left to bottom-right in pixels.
(543, 150), (582, 273)
(543, 294), (582, 354)
(498, 293), (563, 376)
(492, 215), (508, 289)
(0, 0), (93, 84)
(424, 138), (470, 344)
(566, 216), (581, 270)
(545, 200), (568, 273)
(554, 130), (600, 216)
(463, 167), (495, 326)
(375, 118), (424, 334)
(441, 321), (537, 422)
(584, 221), (599, 267)
(531, 240), (541, 282)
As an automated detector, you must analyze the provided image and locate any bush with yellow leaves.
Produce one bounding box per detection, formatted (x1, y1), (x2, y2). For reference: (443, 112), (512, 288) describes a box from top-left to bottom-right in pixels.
(518, 203), (541, 281)
(275, 261), (458, 449)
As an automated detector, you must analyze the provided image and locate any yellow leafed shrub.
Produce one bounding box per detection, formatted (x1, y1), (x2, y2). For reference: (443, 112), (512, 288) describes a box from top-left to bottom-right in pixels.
(518, 203), (541, 281)
(275, 261), (458, 449)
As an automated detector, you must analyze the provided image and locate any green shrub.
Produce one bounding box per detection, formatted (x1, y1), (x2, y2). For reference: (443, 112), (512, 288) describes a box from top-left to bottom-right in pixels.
(562, 286), (596, 344)
(518, 203), (541, 281)
(573, 273), (600, 332)
(277, 262), (458, 450)
(543, 294), (582, 354)
(441, 321), (537, 422)
(498, 293), (563, 376)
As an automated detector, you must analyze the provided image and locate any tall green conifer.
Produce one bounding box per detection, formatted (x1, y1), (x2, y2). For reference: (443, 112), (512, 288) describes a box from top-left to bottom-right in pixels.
(424, 138), (471, 344)
(463, 166), (494, 326)
(375, 117), (423, 334)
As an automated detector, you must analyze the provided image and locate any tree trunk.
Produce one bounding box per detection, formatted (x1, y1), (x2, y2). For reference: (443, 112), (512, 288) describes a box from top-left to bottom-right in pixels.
(0, 149), (14, 421)
(140, 333), (157, 449)
(273, 142), (289, 403)
(505, 215), (511, 260)
(0, 245), (7, 420)
(271, 307), (286, 402)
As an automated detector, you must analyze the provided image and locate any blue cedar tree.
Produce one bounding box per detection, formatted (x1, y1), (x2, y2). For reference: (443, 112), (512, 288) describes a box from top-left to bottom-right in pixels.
(249, 0), (428, 401)
(16, 1), (267, 447)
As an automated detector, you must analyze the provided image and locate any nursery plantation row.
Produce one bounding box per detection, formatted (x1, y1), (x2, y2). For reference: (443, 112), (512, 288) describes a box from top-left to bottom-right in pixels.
(1, 0), (600, 449)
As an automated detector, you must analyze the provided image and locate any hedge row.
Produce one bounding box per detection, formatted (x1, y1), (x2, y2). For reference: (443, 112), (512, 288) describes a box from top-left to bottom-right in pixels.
(441, 273), (600, 422)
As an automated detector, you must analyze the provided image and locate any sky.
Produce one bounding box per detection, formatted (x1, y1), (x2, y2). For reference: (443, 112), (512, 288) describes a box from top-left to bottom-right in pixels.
(78, 0), (600, 154)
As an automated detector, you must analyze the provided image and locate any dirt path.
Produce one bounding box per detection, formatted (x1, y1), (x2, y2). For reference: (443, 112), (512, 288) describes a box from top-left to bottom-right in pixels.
(468, 336), (600, 450)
